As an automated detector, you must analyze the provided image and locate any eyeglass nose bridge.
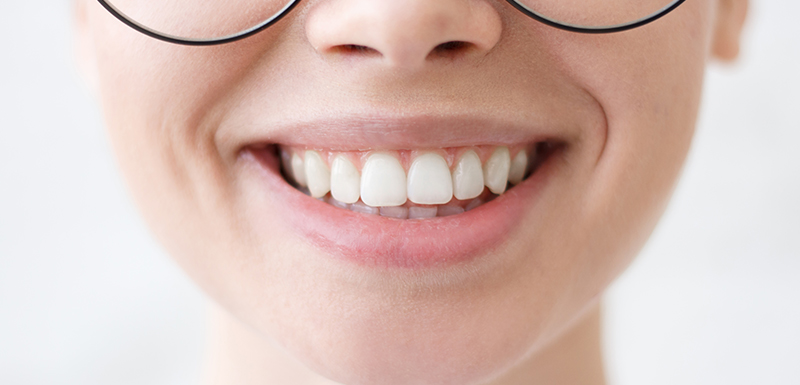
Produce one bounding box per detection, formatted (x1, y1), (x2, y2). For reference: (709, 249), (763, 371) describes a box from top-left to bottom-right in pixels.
(97, 0), (687, 46)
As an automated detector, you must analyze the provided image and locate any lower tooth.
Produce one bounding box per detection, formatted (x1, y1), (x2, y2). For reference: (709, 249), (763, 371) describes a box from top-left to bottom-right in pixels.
(465, 198), (483, 211)
(408, 206), (438, 219)
(328, 196), (351, 210)
(350, 201), (380, 215)
(379, 206), (409, 219)
(437, 205), (465, 217)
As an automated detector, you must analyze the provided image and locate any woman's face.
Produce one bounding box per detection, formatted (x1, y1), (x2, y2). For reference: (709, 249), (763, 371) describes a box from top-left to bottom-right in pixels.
(76, 0), (744, 383)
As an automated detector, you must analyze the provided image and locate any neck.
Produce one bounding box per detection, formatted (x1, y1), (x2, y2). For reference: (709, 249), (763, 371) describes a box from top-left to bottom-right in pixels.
(203, 303), (606, 385)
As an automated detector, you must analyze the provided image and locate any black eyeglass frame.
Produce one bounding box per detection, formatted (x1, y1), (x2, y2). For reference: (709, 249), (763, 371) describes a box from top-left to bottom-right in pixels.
(97, 0), (687, 46)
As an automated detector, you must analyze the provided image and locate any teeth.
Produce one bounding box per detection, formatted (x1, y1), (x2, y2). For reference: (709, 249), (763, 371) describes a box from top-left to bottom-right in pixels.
(508, 150), (528, 185)
(452, 150), (485, 200)
(327, 196), (351, 210)
(304, 150), (331, 198)
(360, 153), (407, 207)
(280, 143), (542, 217)
(291, 153), (307, 187)
(465, 198), (483, 211)
(483, 147), (511, 195)
(437, 205), (464, 217)
(408, 206), (438, 219)
(330, 155), (361, 204)
(407, 153), (453, 205)
(380, 206), (409, 219)
(350, 200), (380, 215)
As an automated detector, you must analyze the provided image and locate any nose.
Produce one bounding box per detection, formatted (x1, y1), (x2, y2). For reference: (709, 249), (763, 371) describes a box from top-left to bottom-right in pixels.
(305, 0), (503, 69)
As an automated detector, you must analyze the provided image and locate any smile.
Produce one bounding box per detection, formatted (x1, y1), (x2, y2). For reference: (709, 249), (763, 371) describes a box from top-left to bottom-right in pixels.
(237, 115), (570, 269)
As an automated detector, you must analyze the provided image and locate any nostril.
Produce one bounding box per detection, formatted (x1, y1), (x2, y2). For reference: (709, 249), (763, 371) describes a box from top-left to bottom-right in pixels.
(435, 41), (470, 52)
(429, 41), (474, 59)
(332, 44), (382, 57)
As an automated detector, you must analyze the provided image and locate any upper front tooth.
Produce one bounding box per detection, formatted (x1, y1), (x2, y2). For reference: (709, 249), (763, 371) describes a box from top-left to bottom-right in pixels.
(330, 155), (361, 204)
(452, 150), (484, 200)
(360, 153), (407, 207)
(407, 153), (453, 205)
(484, 147), (511, 194)
(291, 153), (307, 187)
(508, 150), (528, 185)
(304, 150), (331, 198)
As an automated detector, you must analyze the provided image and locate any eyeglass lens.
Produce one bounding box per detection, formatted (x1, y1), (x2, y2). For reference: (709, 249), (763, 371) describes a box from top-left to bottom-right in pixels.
(103, 0), (681, 41)
(104, 0), (297, 40)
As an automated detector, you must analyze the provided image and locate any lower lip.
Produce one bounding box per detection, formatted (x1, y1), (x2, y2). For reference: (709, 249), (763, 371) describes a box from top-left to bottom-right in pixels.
(246, 147), (554, 269)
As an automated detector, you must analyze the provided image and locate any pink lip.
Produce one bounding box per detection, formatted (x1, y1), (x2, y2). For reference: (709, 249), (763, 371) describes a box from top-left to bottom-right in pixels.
(245, 145), (558, 269)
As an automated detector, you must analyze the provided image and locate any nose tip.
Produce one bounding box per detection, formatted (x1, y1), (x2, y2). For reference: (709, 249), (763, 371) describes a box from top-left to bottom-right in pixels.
(305, 0), (502, 69)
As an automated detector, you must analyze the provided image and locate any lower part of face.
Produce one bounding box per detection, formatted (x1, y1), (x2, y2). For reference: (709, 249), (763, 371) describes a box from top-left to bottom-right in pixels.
(83, 0), (714, 383)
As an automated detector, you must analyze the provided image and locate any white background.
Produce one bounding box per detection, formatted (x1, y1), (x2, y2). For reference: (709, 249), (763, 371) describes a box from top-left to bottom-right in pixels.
(1, 1), (798, 384)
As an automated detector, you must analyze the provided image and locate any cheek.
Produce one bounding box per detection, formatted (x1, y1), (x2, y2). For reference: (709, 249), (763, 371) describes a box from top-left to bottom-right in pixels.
(86, 5), (284, 283)
(548, 0), (715, 294)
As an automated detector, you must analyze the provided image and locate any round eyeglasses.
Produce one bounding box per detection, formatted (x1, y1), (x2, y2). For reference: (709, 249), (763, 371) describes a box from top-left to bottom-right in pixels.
(97, 0), (687, 46)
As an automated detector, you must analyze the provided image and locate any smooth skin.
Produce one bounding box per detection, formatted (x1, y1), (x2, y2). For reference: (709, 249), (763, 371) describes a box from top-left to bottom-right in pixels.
(74, 0), (747, 384)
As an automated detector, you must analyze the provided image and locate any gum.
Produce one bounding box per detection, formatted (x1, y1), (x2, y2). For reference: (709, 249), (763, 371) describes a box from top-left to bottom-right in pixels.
(278, 144), (535, 172)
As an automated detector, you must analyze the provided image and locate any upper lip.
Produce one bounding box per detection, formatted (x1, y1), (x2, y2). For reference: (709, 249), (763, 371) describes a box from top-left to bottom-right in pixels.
(219, 111), (579, 157)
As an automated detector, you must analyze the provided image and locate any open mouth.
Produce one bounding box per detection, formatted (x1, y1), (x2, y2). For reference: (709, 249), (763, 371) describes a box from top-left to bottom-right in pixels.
(271, 142), (556, 219)
(231, 110), (573, 269)
(244, 138), (561, 269)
